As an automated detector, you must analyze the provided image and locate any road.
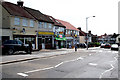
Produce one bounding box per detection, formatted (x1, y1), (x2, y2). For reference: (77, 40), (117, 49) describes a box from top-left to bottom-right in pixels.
(1, 47), (118, 79)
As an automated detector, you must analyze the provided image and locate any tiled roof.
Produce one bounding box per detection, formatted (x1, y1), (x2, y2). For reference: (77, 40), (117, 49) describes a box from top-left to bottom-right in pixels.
(79, 30), (86, 36)
(57, 19), (79, 31)
(46, 15), (65, 27)
(24, 7), (54, 23)
(2, 1), (35, 19)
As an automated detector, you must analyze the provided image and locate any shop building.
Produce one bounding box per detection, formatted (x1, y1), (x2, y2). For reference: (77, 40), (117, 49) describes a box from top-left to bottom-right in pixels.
(47, 16), (66, 49)
(57, 19), (79, 48)
(2, 1), (38, 50)
(24, 7), (54, 49)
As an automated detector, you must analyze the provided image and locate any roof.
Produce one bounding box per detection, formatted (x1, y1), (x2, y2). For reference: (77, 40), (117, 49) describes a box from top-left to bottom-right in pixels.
(2, 1), (35, 19)
(46, 15), (65, 28)
(57, 19), (79, 31)
(111, 34), (120, 38)
(24, 7), (54, 23)
(79, 30), (86, 36)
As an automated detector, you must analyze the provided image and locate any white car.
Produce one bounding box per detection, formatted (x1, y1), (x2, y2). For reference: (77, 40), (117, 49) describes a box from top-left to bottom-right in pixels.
(111, 44), (119, 51)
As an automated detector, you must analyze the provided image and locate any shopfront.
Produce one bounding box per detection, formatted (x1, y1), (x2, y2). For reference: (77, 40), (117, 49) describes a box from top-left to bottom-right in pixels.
(38, 31), (54, 49)
(13, 35), (36, 50)
(54, 34), (66, 49)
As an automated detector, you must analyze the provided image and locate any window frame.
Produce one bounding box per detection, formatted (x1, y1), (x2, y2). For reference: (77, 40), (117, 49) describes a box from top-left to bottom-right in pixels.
(14, 17), (20, 26)
(30, 20), (34, 27)
(22, 18), (28, 27)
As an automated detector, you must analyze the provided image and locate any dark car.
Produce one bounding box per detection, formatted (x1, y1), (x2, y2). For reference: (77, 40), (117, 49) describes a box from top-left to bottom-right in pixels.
(2, 40), (32, 55)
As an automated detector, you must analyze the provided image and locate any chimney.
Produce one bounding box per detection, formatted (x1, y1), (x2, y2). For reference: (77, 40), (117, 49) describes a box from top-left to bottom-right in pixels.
(88, 31), (91, 34)
(17, 0), (24, 7)
(77, 27), (81, 31)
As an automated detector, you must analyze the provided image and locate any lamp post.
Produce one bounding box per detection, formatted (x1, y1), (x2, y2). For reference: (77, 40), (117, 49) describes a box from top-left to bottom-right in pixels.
(86, 16), (95, 50)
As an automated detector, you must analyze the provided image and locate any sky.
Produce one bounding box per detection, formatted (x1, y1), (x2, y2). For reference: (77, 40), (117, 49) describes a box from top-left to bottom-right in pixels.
(3, 0), (120, 36)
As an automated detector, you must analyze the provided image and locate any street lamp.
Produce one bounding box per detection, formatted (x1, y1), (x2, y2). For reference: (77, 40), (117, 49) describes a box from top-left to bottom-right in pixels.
(86, 16), (95, 50)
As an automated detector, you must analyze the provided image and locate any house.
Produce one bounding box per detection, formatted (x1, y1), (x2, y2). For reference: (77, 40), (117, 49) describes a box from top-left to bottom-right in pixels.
(116, 34), (120, 45)
(110, 33), (119, 44)
(1, 1), (38, 50)
(24, 7), (54, 49)
(46, 15), (66, 49)
(57, 19), (79, 48)
(1, 1), (56, 50)
(77, 27), (86, 44)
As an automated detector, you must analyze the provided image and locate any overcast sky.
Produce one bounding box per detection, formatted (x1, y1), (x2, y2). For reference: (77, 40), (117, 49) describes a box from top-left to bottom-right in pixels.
(4, 0), (120, 36)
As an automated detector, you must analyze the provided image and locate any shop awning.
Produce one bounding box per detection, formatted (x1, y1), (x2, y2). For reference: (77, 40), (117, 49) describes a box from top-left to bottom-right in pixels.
(55, 37), (66, 41)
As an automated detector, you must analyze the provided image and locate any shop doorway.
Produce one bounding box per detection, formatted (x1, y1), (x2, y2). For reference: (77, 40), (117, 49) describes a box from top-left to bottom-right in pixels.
(42, 38), (45, 49)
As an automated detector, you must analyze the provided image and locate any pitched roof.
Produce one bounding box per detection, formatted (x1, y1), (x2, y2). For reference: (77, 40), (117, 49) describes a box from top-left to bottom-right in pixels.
(57, 19), (79, 31)
(24, 7), (54, 23)
(45, 15), (65, 27)
(2, 1), (35, 19)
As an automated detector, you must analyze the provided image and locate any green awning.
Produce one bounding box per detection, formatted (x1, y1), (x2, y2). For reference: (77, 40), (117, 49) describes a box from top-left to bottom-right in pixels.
(55, 37), (66, 41)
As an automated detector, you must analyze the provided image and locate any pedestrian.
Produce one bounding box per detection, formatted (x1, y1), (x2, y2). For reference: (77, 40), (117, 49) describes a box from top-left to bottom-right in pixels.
(28, 41), (32, 54)
(75, 45), (77, 51)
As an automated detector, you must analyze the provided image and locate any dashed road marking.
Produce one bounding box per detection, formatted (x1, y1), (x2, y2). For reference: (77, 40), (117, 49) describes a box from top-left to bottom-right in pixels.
(17, 57), (84, 77)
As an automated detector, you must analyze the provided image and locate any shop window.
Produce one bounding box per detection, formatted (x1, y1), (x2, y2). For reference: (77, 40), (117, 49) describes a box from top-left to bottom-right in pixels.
(30, 20), (34, 27)
(22, 18), (28, 27)
(14, 17), (20, 26)
(45, 38), (52, 44)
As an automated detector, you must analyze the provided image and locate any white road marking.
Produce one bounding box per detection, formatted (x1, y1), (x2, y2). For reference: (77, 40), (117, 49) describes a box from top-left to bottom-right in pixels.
(17, 57), (84, 77)
(25, 67), (54, 73)
(17, 73), (28, 77)
(89, 63), (98, 66)
(99, 64), (114, 79)
(99, 55), (117, 79)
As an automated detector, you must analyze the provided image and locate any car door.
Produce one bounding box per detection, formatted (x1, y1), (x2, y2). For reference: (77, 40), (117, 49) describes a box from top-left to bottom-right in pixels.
(16, 40), (24, 51)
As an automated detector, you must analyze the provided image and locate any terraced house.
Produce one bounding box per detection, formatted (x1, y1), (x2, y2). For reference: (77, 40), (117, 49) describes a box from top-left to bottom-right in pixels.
(47, 15), (66, 49)
(1, 1), (55, 50)
(57, 19), (79, 48)
(24, 7), (54, 49)
(1, 1), (39, 50)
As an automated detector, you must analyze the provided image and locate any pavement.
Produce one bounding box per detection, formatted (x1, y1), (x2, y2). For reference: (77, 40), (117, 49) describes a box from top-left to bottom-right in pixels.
(0, 48), (76, 65)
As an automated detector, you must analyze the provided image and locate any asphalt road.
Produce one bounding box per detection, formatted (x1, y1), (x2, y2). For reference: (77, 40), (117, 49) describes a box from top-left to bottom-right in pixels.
(1, 47), (118, 79)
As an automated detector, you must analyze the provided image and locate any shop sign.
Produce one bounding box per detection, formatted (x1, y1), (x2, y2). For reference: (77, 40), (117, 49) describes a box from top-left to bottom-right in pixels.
(38, 32), (54, 35)
(59, 32), (63, 34)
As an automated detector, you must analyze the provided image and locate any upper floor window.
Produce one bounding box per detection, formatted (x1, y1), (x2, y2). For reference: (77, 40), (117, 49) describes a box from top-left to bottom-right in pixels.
(66, 30), (67, 34)
(30, 20), (34, 27)
(49, 24), (52, 29)
(14, 17), (20, 25)
(22, 18), (28, 26)
(68, 30), (70, 34)
(38, 22), (42, 28)
(44, 22), (47, 28)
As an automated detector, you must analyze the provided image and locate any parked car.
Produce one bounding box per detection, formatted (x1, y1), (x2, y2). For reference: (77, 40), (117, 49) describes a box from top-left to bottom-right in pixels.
(104, 43), (111, 48)
(100, 43), (105, 48)
(1, 40), (32, 55)
(111, 44), (119, 51)
(100, 43), (111, 48)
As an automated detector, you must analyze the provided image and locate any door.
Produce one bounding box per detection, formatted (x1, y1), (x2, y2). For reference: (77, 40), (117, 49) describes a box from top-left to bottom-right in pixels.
(42, 38), (45, 49)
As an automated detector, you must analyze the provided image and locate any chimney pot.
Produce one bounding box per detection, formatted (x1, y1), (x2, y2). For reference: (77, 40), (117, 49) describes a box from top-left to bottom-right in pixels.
(17, 0), (24, 7)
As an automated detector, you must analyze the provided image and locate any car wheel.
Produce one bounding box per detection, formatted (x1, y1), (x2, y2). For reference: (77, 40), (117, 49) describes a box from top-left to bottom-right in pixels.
(8, 49), (14, 55)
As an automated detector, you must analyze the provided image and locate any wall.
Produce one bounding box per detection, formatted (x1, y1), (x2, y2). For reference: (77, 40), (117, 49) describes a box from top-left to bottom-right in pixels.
(79, 36), (85, 43)
(10, 16), (37, 35)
